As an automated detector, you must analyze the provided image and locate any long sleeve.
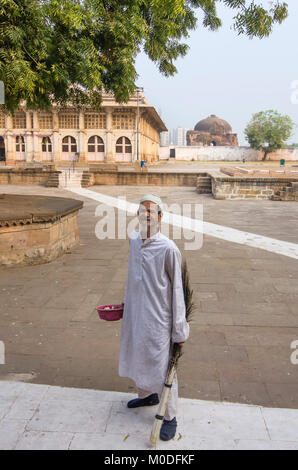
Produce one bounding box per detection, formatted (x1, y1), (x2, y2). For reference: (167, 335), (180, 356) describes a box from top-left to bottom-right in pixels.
(122, 236), (131, 305)
(165, 247), (190, 344)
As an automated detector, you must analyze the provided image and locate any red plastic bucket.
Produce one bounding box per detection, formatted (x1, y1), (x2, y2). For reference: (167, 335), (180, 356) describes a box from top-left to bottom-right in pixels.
(96, 304), (123, 321)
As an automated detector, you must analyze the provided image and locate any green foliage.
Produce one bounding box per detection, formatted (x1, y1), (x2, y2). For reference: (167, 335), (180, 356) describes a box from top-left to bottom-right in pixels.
(0, 1), (289, 112)
(244, 110), (296, 160)
(223, 0), (288, 38)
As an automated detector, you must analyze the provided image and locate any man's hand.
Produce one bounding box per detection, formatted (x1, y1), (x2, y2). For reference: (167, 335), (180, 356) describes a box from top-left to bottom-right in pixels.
(178, 342), (184, 348)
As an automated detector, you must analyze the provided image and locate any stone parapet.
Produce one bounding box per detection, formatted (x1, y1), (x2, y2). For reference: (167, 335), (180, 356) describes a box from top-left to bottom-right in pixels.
(91, 171), (198, 187)
(211, 176), (298, 200)
(0, 168), (55, 186)
(0, 194), (83, 266)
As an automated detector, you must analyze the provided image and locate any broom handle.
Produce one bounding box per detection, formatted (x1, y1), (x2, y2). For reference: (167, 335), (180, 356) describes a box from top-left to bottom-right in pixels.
(150, 363), (177, 446)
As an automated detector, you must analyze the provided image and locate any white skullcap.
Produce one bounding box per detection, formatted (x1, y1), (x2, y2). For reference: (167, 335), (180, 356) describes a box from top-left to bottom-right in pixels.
(139, 194), (163, 212)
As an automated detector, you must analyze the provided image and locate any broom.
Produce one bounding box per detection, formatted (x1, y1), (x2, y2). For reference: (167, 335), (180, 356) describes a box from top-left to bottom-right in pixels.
(150, 258), (194, 446)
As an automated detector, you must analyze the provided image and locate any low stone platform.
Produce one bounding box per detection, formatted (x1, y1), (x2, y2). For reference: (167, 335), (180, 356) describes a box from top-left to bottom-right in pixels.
(207, 166), (298, 200)
(220, 166), (298, 178)
(0, 194), (83, 266)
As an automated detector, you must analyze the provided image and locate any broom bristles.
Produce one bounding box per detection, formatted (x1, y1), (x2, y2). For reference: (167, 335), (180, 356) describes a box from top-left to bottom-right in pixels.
(181, 259), (195, 324)
(150, 259), (195, 445)
(167, 258), (195, 369)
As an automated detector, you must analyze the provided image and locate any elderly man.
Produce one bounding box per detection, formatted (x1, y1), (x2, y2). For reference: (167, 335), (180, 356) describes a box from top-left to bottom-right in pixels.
(119, 194), (189, 441)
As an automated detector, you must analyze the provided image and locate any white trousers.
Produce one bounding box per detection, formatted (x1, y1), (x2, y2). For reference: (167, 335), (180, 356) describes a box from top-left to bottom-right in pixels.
(136, 374), (178, 421)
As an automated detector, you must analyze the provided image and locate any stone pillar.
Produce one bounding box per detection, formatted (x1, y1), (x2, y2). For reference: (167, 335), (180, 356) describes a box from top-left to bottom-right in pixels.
(133, 111), (138, 163)
(25, 112), (33, 162)
(136, 111), (145, 163)
(52, 132), (60, 163)
(53, 110), (59, 130)
(105, 107), (114, 162)
(32, 112), (41, 161)
(25, 133), (33, 162)
(52, 111), (60, 163)
(5, 114), (15, 165)
(78, 111), (86, 162)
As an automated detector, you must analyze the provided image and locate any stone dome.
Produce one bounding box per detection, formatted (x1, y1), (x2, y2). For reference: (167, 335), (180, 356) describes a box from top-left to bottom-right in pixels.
(194, 114), (232, 135)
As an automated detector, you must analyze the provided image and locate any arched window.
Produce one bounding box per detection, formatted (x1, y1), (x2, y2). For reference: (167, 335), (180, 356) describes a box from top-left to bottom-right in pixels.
(87, 135), (104, 161)
(16, 135), (25, 152)
(42, 136), (52, 153)
(62, 136), (77, 153)
(88, 136), (104, 153)
(16, 135), (25, 160)
(116, 137), (132, 153)
(0, 136), (5, 162)
(115, 137), (132, 162)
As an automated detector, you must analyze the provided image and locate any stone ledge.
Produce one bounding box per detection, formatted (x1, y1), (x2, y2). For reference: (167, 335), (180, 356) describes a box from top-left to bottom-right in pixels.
(0, 195), (83, 267)
(0, 194), (83, 227)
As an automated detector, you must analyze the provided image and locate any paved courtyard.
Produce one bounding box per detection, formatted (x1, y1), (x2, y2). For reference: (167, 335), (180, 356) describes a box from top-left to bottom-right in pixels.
(0, 183), (298, 411)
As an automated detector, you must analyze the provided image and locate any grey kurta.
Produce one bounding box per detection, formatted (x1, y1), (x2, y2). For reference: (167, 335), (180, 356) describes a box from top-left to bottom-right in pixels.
(119, 229), (190, 392)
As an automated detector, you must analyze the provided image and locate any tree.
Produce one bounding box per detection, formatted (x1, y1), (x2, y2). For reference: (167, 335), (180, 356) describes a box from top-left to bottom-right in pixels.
(0, 0), (289, 112)
(287, 143), (298, 148)
(244, 110), (296, 160)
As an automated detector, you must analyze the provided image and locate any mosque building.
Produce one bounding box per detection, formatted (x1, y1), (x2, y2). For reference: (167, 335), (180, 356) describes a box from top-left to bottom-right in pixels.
(0, 92), (167, 165)
(186, 114), (238, 147)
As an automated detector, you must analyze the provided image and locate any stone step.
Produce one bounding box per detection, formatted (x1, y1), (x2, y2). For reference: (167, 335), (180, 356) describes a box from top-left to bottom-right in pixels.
(81, 171), (92, 188)
(197, 183), (212, 188)
(45, 172), (60, 187)
(197, 183), (212, 192)
(197, 180), (211, 185)
(58, 171), (83, 188)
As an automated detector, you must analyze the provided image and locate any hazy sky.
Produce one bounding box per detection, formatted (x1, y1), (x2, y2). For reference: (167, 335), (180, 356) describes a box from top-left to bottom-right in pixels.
(135, 0), (298, 145)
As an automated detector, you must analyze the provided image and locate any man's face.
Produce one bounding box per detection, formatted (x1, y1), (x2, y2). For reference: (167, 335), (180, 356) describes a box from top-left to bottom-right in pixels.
(138, 201), (161, 232)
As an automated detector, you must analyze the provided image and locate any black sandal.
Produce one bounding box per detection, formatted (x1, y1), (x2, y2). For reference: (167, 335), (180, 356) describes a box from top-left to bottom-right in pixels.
(160, 417), (177, 441)
(127, 393), (159, 408)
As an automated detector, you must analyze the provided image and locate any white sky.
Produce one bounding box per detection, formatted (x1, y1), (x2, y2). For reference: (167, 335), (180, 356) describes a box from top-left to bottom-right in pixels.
(135, 0), (298, 145)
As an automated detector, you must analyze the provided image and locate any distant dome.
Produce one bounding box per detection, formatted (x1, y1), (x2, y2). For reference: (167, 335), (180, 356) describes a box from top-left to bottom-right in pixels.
(194, 114), (232, 135)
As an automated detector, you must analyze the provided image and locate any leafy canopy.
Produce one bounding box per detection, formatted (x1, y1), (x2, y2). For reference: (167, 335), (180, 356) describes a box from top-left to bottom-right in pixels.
(0, 0), (289, 112)
(244, 110), (295, 159)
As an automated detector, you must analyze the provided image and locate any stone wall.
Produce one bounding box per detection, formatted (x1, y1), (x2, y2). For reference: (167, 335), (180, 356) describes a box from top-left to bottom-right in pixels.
(159, 146), (298, 162)
(0, 211), (80, 267)
(92, 171), (198, 187)
(211, 177), (298, 200)
(0, 168), (54, 185)
(0, 167), (198, 187)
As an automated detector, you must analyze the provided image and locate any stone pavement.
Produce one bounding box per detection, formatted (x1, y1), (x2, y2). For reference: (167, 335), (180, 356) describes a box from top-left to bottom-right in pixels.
(1, 380), (298, 450)
(0, 184), (298, 414)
